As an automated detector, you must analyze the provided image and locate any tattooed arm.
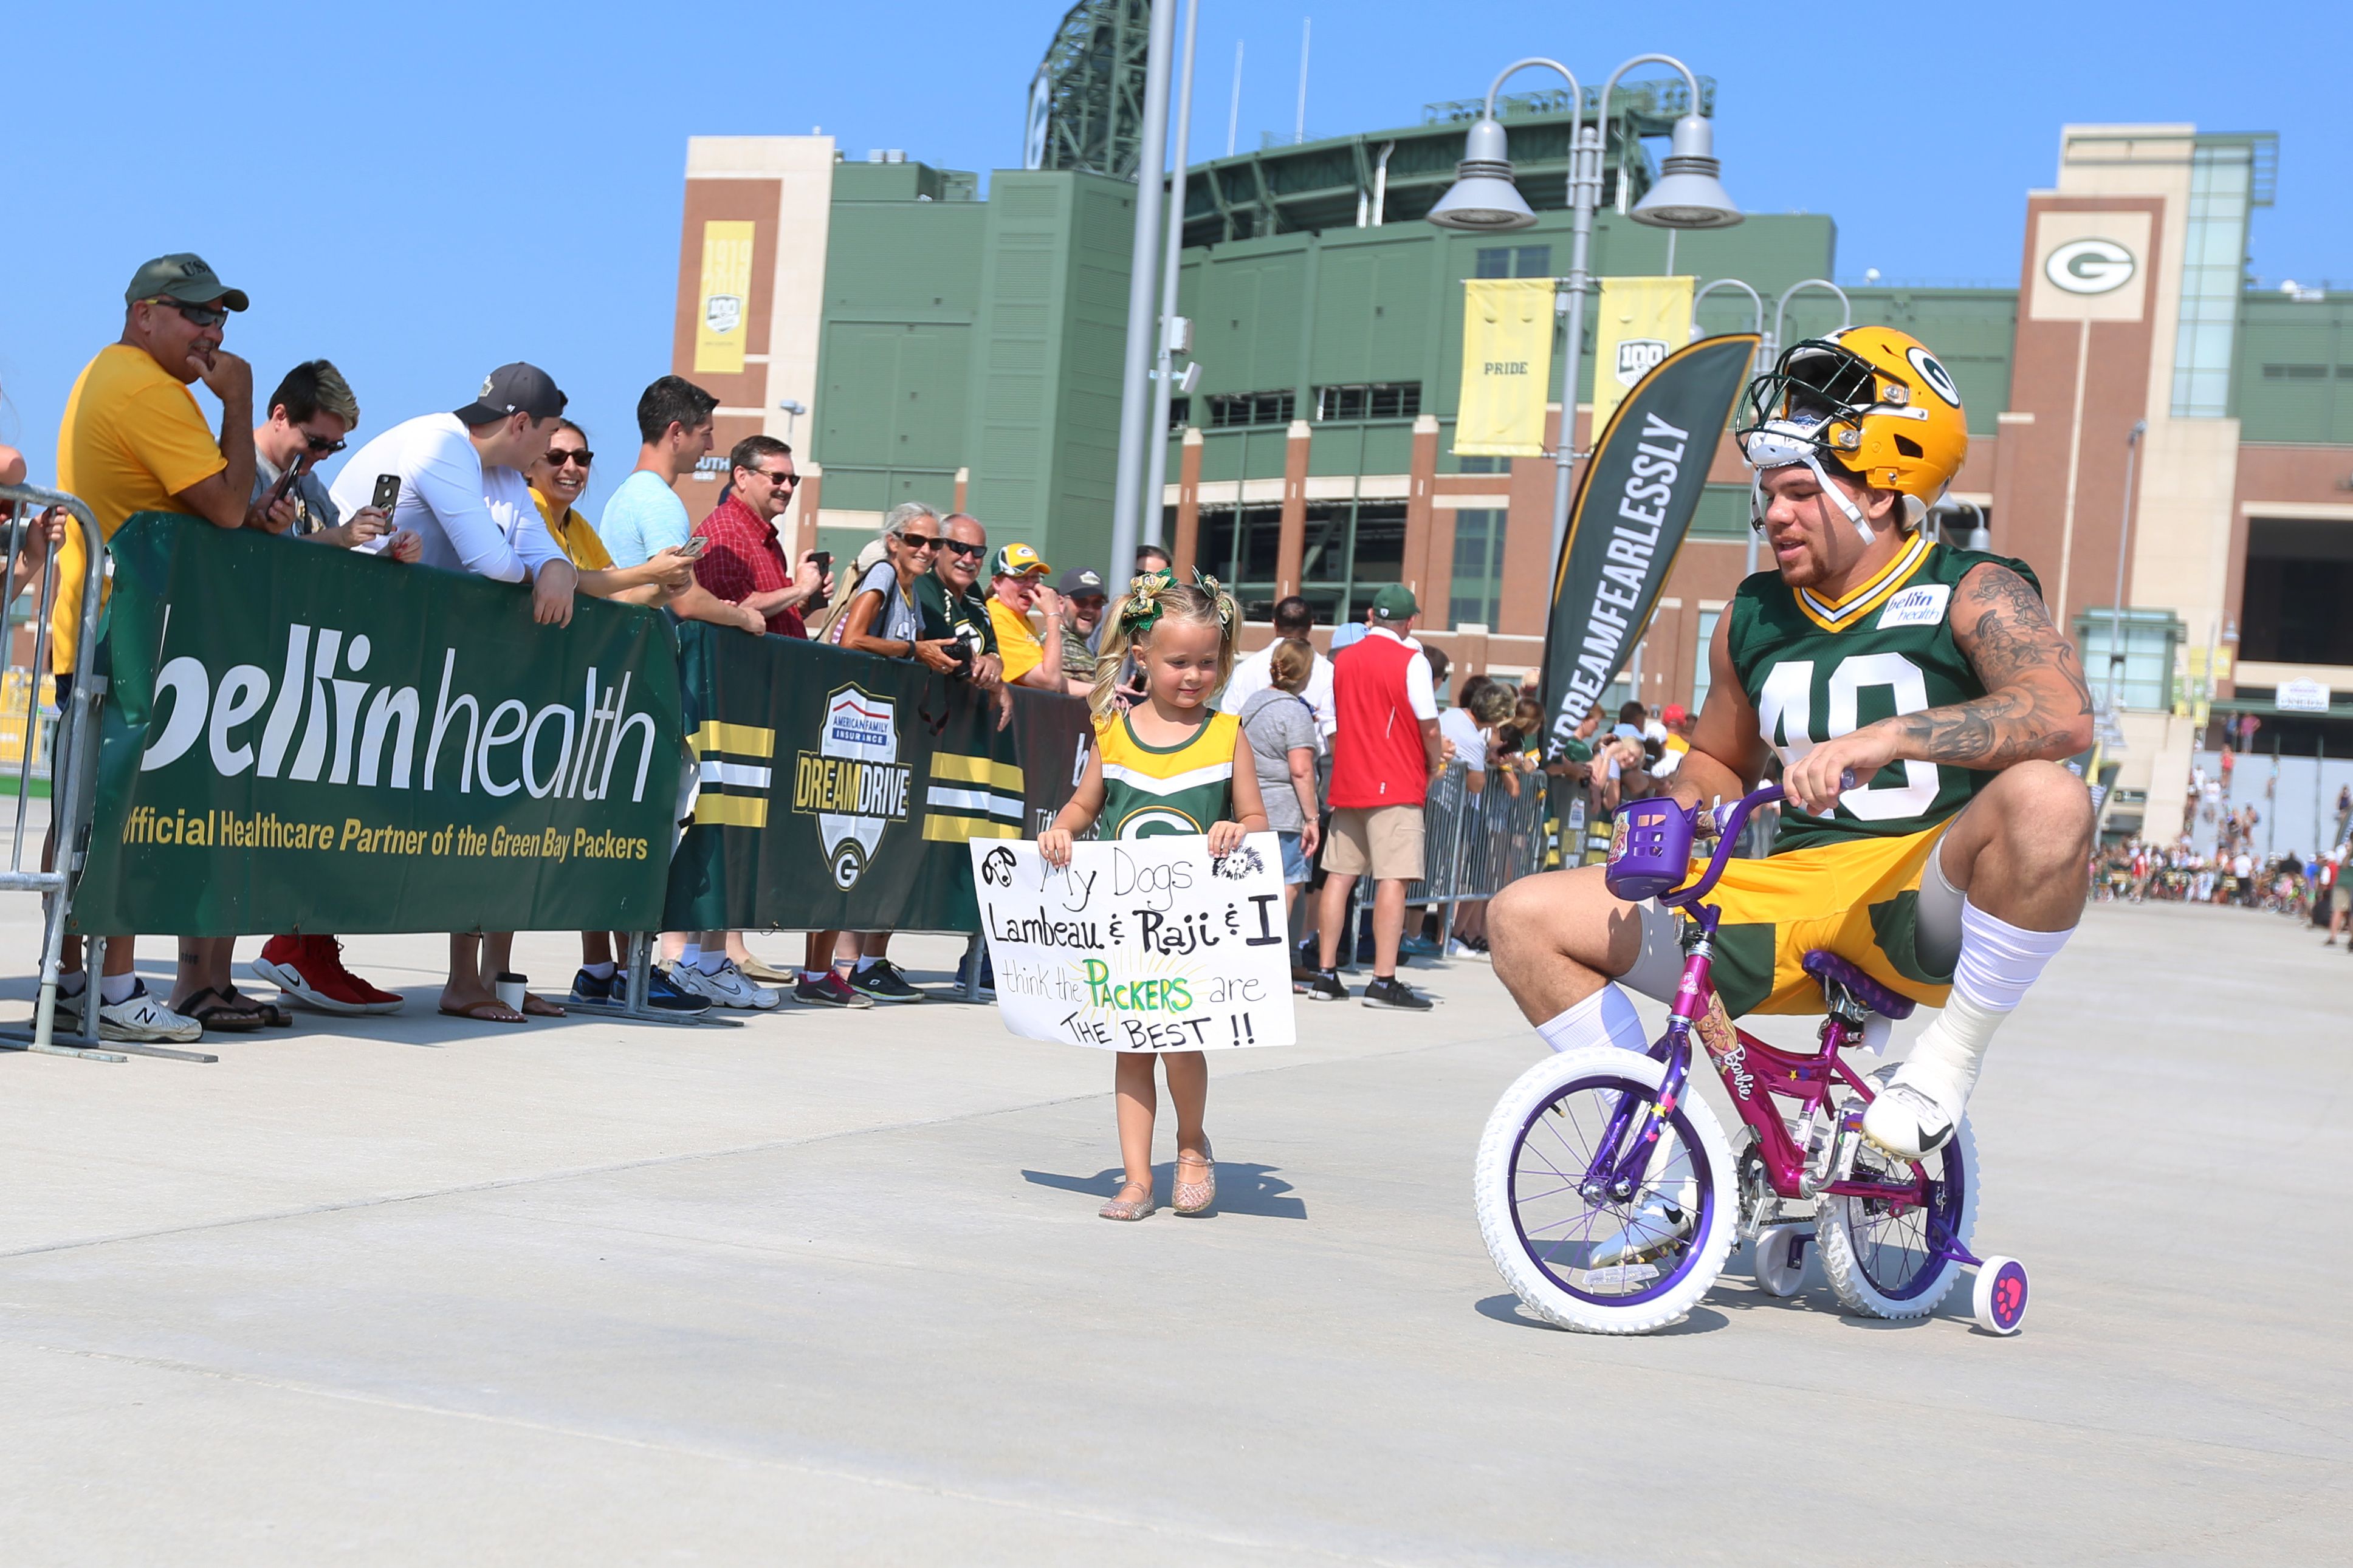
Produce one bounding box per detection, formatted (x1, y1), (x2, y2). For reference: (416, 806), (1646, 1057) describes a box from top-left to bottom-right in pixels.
(1781, 563), (2094, 813)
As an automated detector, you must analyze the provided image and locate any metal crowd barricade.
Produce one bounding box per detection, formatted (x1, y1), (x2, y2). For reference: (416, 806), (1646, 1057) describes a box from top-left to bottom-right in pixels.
(1404, 761), (1554, 948)
(0, 484), (137, 1063)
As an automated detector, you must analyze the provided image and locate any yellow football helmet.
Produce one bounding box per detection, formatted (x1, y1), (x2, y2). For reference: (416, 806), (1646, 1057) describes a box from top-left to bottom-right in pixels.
(1735, 327), (1970, 539)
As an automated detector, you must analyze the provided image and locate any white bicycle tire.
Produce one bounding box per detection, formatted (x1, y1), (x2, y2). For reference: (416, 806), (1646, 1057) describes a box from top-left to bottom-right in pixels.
(1817, 1098), (1979, 1320)
(1475, 1046), (1737, 1335)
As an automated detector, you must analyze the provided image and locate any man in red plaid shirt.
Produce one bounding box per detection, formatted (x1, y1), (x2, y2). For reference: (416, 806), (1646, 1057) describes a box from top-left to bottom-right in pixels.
(692, 434), (831, 636)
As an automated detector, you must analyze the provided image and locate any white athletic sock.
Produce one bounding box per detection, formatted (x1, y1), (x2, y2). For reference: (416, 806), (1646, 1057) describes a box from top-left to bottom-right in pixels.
(854, 956), (881, 974)
(1894, 901), (2075, 1116)
(57, 972), (87, 997)
(678, 942), (702, 970)
(696, 953), (729, 976)
(583, 962), (617, 981)
(100, 972), (137, 1005)
(1537, 982), (1650, 1055)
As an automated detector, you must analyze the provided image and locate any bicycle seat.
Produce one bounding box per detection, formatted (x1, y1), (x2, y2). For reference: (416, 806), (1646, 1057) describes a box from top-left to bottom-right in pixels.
(1801, 950), (1915, 1021)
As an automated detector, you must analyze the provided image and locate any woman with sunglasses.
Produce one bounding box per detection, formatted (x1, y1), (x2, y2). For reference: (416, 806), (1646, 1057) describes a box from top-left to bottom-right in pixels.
(834, 502), (963, 673)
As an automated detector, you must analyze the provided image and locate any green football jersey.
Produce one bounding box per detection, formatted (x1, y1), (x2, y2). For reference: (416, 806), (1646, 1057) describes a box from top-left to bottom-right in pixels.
(1725, 535), (2042, 854)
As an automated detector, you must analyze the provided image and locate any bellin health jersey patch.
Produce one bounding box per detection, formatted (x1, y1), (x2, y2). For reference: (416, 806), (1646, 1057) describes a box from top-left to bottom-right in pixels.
(1877, 583), (1951, 631)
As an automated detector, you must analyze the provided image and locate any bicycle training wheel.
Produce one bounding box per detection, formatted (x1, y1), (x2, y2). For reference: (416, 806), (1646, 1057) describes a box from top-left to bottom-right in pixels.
(1817, 1071), (1979, 1320)
(1474, 1046), (1736, 1335)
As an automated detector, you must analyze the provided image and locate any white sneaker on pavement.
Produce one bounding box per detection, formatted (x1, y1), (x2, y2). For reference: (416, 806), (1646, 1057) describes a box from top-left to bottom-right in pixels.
(98, 981), (204, 1044)
(672, 959), (780, 1010)
(1587, 1186), (1697, 1270)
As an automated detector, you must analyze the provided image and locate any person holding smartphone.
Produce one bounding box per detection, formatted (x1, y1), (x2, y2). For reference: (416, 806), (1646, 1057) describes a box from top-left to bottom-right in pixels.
(246, 360), (418, 558)
(690, 434), (830, 637)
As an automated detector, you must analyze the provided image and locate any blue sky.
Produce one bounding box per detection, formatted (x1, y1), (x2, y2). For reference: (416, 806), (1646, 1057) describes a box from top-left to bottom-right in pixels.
(4, 1), (2345, 516)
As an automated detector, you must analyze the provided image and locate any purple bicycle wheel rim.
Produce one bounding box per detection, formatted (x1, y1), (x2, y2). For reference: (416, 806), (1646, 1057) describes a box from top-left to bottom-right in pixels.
(1505, 1072), (1717, 1310)
(1852, 1135), (1968, 1301)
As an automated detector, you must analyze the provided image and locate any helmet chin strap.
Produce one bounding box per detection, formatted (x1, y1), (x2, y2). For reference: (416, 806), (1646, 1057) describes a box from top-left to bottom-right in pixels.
(1747, 454), (1875, 549)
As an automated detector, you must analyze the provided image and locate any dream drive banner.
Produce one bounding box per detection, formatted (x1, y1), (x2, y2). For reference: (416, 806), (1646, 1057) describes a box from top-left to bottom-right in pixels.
(1589, 276), (1695, 437)
(972, 834), (1296, 1051)
(1454, 277), (1558, 457)
(71, 514), (685, 936)
(661, 623), (1093, 934)
(1544, 334), (1761, 753)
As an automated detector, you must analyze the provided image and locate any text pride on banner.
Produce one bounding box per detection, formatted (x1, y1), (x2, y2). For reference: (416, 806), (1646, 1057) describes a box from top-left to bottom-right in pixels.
(1454, 277), (1558, 457)
(972, 834), (1296, 1052)
(1544, 334), (1760, 756)
(1590, 276), (1695, 437)
(661, 622), (1093, 935)
(71, 514), (685, 937)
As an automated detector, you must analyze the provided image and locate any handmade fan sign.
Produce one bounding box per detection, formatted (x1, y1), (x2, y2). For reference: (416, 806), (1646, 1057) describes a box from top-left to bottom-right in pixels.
(971, 833), (1295, 1051)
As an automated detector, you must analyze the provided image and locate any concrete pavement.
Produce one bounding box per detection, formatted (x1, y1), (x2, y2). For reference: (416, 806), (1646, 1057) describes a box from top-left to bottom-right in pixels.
(1, 899), (2346, 1564)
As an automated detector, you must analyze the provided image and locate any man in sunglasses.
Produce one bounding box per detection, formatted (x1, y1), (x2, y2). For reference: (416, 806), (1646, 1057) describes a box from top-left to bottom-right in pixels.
(248, 360), (414, 555)
(692, 434), (832, 638)
(914, 513), (1003, 688)
(48, 253), (274, 1042)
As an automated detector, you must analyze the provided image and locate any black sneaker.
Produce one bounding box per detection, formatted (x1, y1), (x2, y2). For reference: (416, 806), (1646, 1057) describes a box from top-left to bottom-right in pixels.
(1362, 976), (1432, 1010)
(848, 958), (926, 1004)
(568, 967), (617, 1007)
(623, 966), (712, 1015)
(1302, 968), (1349, 1002)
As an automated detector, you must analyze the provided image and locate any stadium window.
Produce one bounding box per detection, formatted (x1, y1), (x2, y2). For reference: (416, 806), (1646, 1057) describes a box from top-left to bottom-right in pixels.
(2263, 364), (2329, 380)
(2074, 609), (2182, 711)
(1206, 390), (1296, 428)
(1314, 382), (1422, 422)
(1167, 397), (1191, 430)
(1475, 246), (1553, 279)
(1449, 508), (1508, 628)
(1456, 455), (1502, 474)
(1691, 607), (1721, 714)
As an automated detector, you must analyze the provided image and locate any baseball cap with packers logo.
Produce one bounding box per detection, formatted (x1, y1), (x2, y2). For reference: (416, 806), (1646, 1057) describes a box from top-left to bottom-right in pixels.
(454, 363), (568, 425)
(993, 543), (1051, 579)
(125, 253), (249, 312)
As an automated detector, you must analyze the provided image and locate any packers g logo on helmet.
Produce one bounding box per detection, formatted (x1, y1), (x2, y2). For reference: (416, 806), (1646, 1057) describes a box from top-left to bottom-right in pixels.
(1734, 326), (1971, 532)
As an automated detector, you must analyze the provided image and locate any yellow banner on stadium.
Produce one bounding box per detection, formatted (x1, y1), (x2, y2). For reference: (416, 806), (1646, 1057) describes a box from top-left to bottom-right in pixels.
(693, 220), (757, 375)
(1590, 276), (1695, 436)
(1454, 278), (1557, 457)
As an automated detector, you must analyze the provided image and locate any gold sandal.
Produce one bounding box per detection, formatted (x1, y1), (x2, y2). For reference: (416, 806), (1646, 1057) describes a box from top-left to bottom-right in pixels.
(1099, 1178), (1156, 1221)
(1172, 1147), (1216, 1216)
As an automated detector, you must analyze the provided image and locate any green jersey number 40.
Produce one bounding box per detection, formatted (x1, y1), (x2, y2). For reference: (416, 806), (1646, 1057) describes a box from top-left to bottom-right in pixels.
(1758, 652), (1941, 823)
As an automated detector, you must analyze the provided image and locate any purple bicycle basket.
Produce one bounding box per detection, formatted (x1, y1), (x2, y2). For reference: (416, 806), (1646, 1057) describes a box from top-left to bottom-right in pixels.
(1604, 798), (1696, 902)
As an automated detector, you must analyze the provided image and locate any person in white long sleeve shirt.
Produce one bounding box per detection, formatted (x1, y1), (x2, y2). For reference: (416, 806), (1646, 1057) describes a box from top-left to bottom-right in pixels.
(326, 363), (582, 1024)
(329, 361), (578, 628)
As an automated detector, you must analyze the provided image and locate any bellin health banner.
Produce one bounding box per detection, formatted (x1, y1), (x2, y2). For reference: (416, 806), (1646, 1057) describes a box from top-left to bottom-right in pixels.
(1543, 334), (1760, 753)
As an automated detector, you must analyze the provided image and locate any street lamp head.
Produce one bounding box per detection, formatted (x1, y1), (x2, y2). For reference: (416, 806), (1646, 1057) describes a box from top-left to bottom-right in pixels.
(1427, 117), (1538, 231)
(1629, 114), (1742, 230)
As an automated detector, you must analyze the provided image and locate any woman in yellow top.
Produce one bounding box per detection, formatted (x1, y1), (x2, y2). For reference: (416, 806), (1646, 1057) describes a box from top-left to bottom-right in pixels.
(526, 421), (696, 607)
(1040, 572), (1269, 1221)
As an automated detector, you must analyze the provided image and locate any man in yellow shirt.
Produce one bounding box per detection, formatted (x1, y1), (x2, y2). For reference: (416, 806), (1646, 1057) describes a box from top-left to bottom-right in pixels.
(986, 543), (1069, 691)
(50, 254), (267, 1044)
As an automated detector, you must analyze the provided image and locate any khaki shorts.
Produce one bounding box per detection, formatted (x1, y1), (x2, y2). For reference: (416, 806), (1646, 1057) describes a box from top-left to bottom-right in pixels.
(1322, 804), (1425, 882)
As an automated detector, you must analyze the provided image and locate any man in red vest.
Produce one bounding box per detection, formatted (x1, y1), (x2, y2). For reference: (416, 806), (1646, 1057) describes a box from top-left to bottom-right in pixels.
(1308, 584), (1443, 1009)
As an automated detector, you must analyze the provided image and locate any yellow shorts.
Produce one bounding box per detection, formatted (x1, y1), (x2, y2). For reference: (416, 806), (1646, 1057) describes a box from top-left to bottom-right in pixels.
(1702, 824), (1956, 1018)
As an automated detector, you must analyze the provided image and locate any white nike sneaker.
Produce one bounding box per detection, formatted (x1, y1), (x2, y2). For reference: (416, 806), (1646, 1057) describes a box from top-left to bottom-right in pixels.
(98, 982), (204, 1044)
(1861, 1081), (1957, 1160)
(1588, 1186), (1696, 1269)
(673, 960), (780, 1010)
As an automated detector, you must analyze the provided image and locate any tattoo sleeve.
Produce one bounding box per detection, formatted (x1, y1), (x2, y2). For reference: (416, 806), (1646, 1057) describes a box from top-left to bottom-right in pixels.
(1881, 564), (2094, 769)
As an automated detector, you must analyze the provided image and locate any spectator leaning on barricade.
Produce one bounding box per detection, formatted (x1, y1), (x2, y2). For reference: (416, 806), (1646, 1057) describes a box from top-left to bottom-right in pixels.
(987, 544), (1069, 691)
(1221, 595), (1335, 740)
(915, 513), (1003, 688)
(597, 376), (780, 1011)
(327, 361), (588, 1024)
(1240, 638), (1324, 922)
(220, 360), (417, 1027)
(828, 503), (962, 1004)
(519, 422), (710, 1016)
(694, 436), (831, 639)
(1307, 584), (1441, 1010)
(49, 254), (273, 1043)
(1056, 567), (1106, 696)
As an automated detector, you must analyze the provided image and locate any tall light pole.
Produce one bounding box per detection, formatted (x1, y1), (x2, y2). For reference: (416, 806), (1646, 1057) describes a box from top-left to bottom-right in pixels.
(1427, 55), (1740, 567)
(2107, 419), (2149, 714)
(1762, 278), (1852, 368)
(1691, 278), (1768, 574)
(1107, 0), (1178, 586)
(1141, 0), (1201, 565)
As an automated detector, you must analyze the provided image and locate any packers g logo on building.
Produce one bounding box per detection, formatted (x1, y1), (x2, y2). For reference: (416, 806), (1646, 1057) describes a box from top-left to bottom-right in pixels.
(2044, 238), (2135, 296)
(792, 685), (912, 889)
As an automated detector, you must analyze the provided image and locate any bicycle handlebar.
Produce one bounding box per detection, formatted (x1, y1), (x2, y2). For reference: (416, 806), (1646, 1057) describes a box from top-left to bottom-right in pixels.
(1605, 773), (1854, 908)
(1669, 784), (1785, 907)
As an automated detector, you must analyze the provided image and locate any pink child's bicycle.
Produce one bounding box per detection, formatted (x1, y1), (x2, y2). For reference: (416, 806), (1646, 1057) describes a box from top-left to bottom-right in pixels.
(1474, 783), (2030, 1336)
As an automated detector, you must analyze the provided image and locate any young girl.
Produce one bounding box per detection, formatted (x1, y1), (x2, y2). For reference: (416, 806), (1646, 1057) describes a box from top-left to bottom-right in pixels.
(1039, 572), (1269, 1221)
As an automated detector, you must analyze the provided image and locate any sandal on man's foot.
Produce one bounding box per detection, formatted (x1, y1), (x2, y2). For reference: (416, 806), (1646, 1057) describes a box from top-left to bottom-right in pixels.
(1099, 1179), (1157, 1221)
(176, 987), (267, 1033)
(224, 987), (292, 1027)
(1172, 1148), (1217, 1215)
